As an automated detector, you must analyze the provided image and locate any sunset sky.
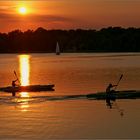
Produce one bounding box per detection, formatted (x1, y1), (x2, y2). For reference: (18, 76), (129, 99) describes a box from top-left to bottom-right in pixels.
(0, 0), (140, 32)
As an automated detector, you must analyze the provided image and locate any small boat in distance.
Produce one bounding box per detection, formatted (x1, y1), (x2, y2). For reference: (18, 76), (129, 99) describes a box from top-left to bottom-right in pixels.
(56, 42), (60, 55)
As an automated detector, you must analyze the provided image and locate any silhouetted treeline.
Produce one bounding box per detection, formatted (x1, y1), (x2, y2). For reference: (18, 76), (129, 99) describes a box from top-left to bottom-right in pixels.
(0, 27), (140, 53)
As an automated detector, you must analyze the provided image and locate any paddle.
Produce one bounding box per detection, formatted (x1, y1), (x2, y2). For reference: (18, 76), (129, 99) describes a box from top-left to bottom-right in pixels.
(114, 74), (123, 90)
(14, 70), (21, 85)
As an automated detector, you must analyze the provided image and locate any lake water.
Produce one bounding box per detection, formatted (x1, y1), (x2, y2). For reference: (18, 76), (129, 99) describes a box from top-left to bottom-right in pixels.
(0, 53), (140, 139)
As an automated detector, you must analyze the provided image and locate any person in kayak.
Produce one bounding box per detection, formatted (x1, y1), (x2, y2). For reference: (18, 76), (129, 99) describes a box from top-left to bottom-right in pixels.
(106, 83), (117, 93)
(12, 79), (18, 87)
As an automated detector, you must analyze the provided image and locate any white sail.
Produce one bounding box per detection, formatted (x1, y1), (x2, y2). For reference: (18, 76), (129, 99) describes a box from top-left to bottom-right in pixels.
(56, 42), (60, 55)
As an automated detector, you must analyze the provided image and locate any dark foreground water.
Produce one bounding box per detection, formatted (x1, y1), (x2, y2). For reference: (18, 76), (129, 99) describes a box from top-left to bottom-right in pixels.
(0, 53), (140, 139)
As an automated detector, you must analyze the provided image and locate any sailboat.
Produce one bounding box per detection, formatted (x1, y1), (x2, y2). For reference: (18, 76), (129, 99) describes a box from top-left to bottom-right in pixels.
(56, 42), (60, 55)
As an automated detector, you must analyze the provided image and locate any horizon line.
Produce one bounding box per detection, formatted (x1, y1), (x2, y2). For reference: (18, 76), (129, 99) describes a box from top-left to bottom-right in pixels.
(1, 26), (140, 33)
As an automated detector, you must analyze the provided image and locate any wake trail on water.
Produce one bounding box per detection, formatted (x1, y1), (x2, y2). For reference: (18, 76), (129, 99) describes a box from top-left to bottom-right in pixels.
(0, 94), (87, 106)
(0, 90), (140, 106)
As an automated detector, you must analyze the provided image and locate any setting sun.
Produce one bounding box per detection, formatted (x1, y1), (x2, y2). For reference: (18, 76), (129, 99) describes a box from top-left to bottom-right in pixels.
(19, 7), (27, 15)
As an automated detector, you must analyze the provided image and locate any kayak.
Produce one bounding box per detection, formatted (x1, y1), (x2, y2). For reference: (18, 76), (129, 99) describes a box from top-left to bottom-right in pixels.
(87, 90), (140, 100)
(0, 84), (55, 92)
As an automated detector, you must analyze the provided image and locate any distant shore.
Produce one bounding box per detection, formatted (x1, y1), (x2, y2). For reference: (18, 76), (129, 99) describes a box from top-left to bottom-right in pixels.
(0, 27), (140, 53)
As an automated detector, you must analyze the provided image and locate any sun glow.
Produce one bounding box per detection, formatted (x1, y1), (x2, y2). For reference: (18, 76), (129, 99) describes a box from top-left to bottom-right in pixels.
(19, 55), (30, 86)
(19, 92), (30, 98)
(19, 55), (30, 105)
(19, 7), (27, 15)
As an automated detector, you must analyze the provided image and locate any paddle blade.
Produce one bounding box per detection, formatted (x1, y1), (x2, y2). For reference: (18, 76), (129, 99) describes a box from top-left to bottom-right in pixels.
(119, 74), (123, 81)
(14, 70), (16, 76)
(13, 70), (21, 85)
(14, 70), (18, 78)
(114, 74), (123, 90)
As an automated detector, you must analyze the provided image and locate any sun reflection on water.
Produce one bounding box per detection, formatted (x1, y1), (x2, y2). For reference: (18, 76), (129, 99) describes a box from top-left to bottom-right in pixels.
(18, 55), (31, 111)
(19, 55), (30, 86)
(18, 102), (30, 112)
(19, 92), (30, 97)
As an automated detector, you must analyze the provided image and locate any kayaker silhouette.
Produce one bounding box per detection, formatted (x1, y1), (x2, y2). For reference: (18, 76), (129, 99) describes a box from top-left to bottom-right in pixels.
(11, 79), (18, 96)
(106, 74), (123, 94)
(12, 79), (18, 87)
(106, 83), (117, 93)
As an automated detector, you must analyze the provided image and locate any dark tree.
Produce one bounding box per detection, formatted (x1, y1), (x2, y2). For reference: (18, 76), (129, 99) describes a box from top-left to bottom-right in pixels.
(0, 27), (140, 53)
